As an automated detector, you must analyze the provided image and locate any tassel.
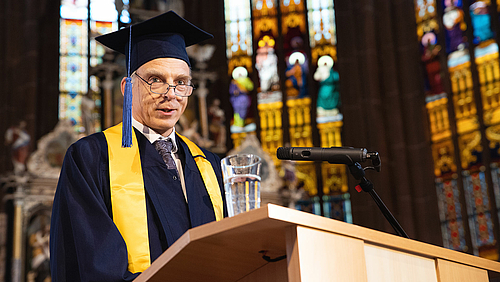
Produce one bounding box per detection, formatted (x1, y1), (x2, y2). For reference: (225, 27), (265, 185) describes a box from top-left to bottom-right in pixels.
(122, 76), (133, 147)
(122, 25), (133, 148)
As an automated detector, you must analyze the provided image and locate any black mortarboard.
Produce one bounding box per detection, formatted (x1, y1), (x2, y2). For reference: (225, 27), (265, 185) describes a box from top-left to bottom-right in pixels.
(95, 11), (213, 147)
(96, 10), (213, 72)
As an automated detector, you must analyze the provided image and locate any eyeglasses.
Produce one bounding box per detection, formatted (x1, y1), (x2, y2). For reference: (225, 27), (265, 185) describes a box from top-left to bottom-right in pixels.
(134, 73), (195, 97)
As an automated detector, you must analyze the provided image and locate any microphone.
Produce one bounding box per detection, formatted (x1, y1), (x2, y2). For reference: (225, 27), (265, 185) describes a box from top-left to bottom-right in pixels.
(276, 146), (368, 165)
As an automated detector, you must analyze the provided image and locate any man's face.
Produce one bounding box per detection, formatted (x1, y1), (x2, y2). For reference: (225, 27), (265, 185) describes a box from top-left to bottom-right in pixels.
(122, 58), (191, 137)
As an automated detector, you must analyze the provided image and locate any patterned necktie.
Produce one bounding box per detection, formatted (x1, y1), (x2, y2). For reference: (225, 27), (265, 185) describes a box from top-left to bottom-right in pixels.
(154, 138), (178, 171)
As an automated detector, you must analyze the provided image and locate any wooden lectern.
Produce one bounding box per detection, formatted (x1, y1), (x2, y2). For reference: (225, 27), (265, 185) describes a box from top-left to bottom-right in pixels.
(134, 204), (500, 282)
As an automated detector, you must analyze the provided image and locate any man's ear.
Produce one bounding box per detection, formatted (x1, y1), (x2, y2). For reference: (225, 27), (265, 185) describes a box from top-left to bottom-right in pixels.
(120, 77), (128, 96)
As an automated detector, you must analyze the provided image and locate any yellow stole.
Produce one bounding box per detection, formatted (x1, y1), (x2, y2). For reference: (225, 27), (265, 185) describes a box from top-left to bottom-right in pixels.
(104, 124), (223, 273)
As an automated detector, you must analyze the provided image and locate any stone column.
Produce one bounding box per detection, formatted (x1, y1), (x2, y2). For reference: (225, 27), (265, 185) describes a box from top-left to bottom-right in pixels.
(11, 178), (26, 282)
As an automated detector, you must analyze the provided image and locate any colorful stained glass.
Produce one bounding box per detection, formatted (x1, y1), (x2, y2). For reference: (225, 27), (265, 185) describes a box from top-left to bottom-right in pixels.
(414, 0), (500, 259)
(91, 21), (116, 36)
(469, 1), (493, 45)
(253, 0), (280, 97)
(442, 0), (467, 54)
(90, 21), (117, 67)
(253, 0), (278, 17)
(491, 164), (500, 224)
(60, 19), (88, 55)
(60, 0), (118, 134)
(281, 0), (308, 100)
(252, 0), (284, 160)
(322, 193), (352, 223)
(436, 178), (468, 251)
(59, 93), (83, 131)
(307, 0), (336, 62)
(463, 170), (495, 255)
(225, 0), (255, 140)
(296, 196), (321, 216)
(426, 95), (452, 142)
(224, 0), (252, 59)
(475, 41), (500, 127)
(431, 140), (457, 176)
(415, 0), (437, 23)
(59, 55), (88, 94)
(449, 60), (480, 135)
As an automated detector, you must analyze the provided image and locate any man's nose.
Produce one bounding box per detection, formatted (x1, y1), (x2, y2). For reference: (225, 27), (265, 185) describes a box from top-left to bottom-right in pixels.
(165, 86), (177, 100)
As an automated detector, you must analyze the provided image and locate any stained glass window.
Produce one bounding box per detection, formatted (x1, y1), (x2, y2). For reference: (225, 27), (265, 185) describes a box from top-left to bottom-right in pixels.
(414, 0), (500, 259)
(59, 0), (119, 133)
(224, 0), (350, 222)
(307, 0), (349, 221)
(253, 0), (283, 163)
(224, 0), (256, 147)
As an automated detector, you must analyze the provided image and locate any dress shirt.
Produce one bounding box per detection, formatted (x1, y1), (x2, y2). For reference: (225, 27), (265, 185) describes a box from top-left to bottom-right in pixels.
(132, 118), (187, 201)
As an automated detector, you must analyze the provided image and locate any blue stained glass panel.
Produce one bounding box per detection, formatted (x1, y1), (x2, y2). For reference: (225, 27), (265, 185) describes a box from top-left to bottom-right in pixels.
(322, 193), (352, 223)
(491, 164), (500, 225)
(463, 171), (495, 255)
(59, 93), (83, 131)
(436, 178), (468, 251)
(60, 55), (88, 94)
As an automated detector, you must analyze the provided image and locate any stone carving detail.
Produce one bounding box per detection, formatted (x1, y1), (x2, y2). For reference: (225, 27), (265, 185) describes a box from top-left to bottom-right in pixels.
(27, 120), (79, 179)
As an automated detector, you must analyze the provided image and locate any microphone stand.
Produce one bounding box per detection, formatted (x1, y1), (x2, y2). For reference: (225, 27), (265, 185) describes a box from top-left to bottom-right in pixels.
(343, 154), (409, 239)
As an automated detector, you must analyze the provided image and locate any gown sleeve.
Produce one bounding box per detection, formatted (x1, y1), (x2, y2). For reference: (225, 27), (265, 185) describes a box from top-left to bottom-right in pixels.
(50, 134), (139, 282)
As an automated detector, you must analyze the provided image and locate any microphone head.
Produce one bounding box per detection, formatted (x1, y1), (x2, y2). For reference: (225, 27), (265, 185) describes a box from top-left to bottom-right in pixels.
(276, 147), (292, 160)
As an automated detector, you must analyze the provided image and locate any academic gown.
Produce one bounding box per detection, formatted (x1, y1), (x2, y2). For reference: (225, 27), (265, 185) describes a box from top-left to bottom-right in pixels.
(50, 128), (227, 282)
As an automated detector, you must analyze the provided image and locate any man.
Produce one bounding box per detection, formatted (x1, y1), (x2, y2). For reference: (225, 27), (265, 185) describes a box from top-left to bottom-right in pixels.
(50, 11), (227, 281)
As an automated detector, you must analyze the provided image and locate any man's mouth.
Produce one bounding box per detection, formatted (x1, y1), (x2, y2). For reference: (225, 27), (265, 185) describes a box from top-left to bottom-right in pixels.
(158, 108), (175, 113)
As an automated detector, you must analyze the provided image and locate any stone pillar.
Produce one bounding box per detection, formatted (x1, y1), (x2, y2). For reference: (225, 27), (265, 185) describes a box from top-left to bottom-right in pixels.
(11, 180), (26, 282)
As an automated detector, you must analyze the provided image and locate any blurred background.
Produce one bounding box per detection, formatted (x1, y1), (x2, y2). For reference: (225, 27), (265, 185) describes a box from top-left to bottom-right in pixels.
(2, 0), (500, 281)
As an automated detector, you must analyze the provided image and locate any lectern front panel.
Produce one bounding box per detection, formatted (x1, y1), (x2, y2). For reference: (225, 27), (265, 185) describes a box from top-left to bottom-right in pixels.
(436, 258), (489, 282)
(286, 225), (368, 282)
(364, 244), (438, 282)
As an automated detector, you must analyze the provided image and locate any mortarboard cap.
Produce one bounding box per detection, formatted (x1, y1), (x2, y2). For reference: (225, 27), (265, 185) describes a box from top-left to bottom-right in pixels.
(96, 11), (213, 147)
(96, 10), (213, 72)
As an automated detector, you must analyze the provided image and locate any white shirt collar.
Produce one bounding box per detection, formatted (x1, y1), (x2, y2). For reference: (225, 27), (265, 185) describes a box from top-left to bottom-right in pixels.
(132, 117), (178, 153)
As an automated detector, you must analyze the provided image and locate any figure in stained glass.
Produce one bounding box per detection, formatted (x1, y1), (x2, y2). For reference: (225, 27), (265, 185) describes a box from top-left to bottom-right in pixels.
(443, 2), (467, 53)
(256, 36), (280, 93)
(421, 32), (445, 95)
(314, 55), (340, 117)
(285, 51), (308, 98)
(229, 67), (254, 128)
(470, 1), (493, 44)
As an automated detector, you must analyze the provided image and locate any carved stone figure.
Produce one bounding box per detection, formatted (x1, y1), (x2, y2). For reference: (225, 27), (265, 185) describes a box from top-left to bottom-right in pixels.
(4, 120), (31, 174)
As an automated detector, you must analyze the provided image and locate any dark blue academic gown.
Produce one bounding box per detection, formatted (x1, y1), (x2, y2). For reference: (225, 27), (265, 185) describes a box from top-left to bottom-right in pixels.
(50, 129), (227, 282)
